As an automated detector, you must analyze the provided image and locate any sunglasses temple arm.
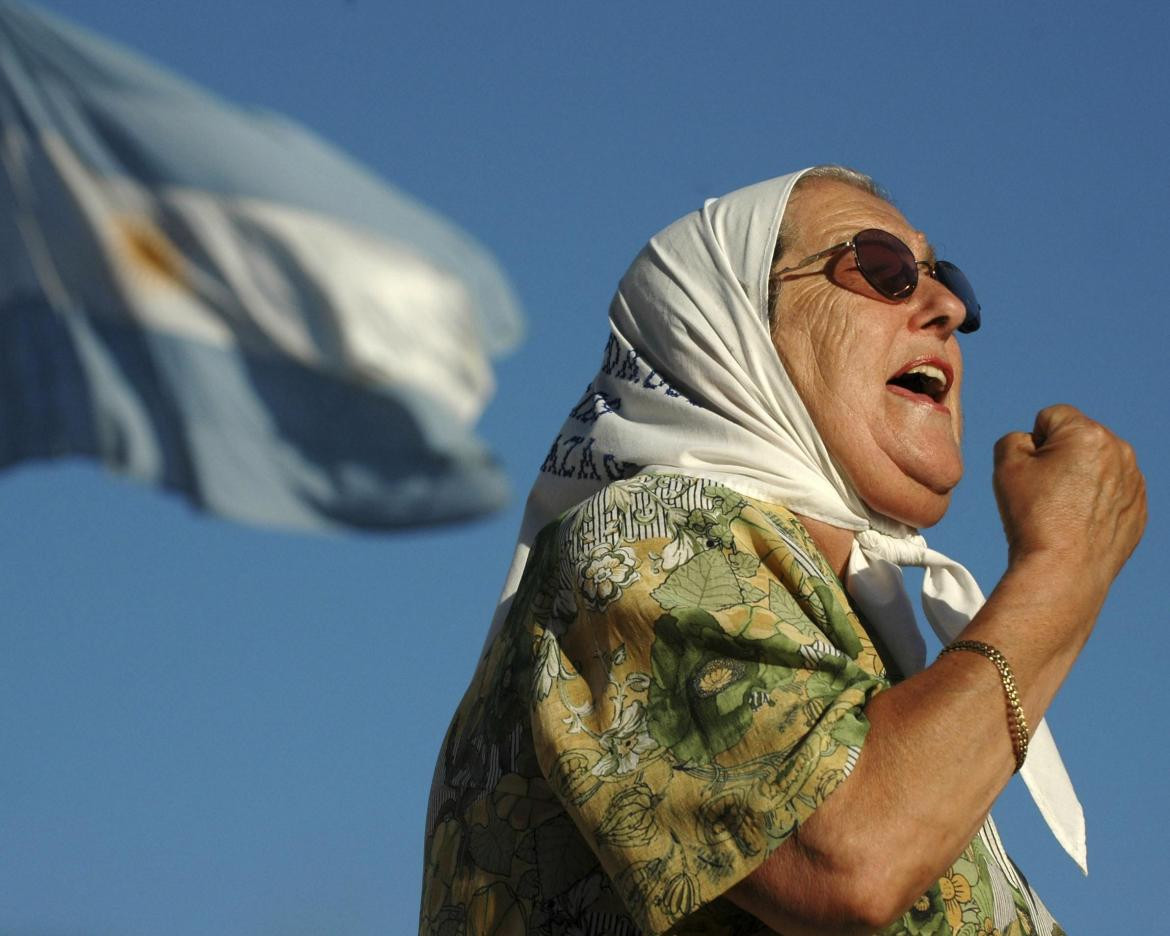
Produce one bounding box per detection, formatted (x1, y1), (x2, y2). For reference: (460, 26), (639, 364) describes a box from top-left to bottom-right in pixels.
(775, 240), (852, 275)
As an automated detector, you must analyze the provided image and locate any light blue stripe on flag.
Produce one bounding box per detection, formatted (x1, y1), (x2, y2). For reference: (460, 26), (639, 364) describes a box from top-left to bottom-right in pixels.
(0, 0), (523, 530)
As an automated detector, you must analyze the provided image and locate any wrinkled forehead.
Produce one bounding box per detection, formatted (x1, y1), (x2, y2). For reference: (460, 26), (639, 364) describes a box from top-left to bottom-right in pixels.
(785, 178), (934, 263)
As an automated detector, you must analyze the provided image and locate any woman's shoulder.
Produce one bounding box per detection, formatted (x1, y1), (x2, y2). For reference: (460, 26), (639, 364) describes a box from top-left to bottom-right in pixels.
(551, 472), (831, 578)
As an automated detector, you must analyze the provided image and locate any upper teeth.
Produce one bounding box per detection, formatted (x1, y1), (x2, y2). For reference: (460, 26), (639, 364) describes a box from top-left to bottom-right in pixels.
(905, 364), (947, 388)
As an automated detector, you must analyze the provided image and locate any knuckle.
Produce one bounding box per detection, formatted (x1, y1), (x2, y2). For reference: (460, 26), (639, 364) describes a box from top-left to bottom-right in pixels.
(1041, 402), (1081, 422)
(1078, 421), (1111, 447)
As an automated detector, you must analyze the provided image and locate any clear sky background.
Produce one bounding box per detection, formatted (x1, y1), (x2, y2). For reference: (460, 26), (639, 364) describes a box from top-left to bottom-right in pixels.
(2, 1), (1168, 933)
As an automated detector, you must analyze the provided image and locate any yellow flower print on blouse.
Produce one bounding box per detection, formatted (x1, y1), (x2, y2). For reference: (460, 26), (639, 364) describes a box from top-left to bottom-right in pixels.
(938, 869), (973, 930)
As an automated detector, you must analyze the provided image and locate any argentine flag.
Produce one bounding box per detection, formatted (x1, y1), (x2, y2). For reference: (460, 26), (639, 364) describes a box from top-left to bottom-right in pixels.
(0, 1), (523, 531)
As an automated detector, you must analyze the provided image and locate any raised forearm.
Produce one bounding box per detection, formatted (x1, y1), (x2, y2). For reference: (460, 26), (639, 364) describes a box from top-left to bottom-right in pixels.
(729, 555), (1103, 934)
(730, 405), (1146, 934)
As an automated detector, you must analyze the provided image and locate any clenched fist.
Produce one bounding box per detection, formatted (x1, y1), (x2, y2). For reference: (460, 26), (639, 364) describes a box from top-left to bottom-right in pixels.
(993, 405), (1146, 594)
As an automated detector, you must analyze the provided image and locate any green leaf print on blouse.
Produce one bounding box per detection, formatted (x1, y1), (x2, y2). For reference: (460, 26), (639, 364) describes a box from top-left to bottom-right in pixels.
(768, 574), (862, 661)
(892, 887), (952, 936)
(769, 579), (819, 633)
(813, 583), (863, 659)
(646, 608), (801, 765)
(651, 549), (745, 612)
(650, 530), (773, 613)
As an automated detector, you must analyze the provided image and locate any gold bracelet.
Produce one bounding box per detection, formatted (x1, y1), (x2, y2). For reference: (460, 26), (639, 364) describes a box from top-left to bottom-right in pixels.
(939, 639), (1030, 772)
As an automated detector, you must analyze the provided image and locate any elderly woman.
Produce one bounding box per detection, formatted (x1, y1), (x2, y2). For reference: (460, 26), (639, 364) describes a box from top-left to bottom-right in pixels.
(419, 167), (1145, 935)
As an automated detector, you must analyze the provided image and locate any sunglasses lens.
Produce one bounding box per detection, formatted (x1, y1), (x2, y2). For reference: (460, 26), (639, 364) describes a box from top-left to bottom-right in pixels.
(934, 260), (981, 333)
(853, 228), (918, 299)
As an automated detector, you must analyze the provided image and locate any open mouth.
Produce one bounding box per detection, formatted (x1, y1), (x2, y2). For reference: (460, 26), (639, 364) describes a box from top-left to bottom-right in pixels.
(886, 360), (952, 406)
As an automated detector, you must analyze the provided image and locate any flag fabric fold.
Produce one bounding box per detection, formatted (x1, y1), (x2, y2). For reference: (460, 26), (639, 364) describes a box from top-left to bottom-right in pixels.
(0, 0), (523, 530)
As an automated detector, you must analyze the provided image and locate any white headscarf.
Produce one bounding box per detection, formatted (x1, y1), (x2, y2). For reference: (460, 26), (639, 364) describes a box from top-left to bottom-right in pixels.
(490, 169), (1086, 871)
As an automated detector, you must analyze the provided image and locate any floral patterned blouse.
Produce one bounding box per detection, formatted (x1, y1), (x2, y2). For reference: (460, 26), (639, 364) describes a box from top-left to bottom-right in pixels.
(420, 474), (1065, 936)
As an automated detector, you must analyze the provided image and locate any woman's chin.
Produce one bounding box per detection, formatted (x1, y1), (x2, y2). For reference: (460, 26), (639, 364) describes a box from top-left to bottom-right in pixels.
(840, 441), (961, 529)
(897, 489), (953, 529)
(856, 465), (958, 529)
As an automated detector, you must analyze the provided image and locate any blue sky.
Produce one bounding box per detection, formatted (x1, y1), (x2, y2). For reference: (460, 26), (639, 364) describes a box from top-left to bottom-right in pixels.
(2, 1), (1168, 933)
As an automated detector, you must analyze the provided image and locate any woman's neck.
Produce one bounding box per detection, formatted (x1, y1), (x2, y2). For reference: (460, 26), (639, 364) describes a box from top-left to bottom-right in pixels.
(793, 513), (856, 579)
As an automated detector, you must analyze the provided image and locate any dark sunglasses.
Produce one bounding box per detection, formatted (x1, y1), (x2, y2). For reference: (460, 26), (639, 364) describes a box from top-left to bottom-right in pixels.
(776, 227), (981, 333)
